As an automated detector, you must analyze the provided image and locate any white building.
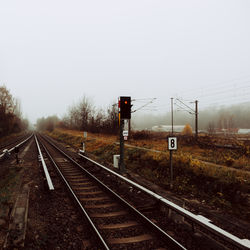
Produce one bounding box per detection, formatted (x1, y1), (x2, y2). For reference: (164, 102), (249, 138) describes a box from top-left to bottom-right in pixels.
(152, 125), (186, 133)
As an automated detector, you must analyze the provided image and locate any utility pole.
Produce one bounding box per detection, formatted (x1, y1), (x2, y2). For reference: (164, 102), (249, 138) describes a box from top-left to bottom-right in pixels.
(170, 97), (173, 189)
(175, 98), (199, 139)
(171, 97), (174, 134)
(195, 100), (198, 139)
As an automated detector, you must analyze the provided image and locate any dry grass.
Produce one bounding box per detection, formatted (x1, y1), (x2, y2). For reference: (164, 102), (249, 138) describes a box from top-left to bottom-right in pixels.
(48, 128), (250, 219)
(49, 128), (250, 179)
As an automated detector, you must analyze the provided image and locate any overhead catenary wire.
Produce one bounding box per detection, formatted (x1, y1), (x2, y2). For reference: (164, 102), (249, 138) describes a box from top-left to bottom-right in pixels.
(132, 98), (157, 113)
(175, 98), (196, 113)
(178, 75), (250, 97)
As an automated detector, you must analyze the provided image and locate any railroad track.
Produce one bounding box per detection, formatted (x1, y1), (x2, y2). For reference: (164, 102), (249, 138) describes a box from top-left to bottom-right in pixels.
(0, 133), (33, 160)
(36, 133), (250, 249)
(37, 134), (185, 249)
(0, 133), (32, 152)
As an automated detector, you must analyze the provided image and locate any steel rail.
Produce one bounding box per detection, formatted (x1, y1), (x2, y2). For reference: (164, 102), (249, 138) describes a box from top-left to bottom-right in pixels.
(37, 135), (110, 250)
(0, 133), (31, 151)
(34, 135), (54, 191)
(0, 133), (34, 159)
(78, 153), (250, 249)
(41, 134), (186, 250)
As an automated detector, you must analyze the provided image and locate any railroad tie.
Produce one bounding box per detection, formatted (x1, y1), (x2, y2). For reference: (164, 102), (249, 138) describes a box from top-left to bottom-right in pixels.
(72, 185), (96, 190)
(90, 210), (127, 218)
(79, 196), (110, 201)
(84, 202), (117, 209)
(108, 234), (153, 245)
(99, 221), (139, 230)
(77, 191), (103, 195)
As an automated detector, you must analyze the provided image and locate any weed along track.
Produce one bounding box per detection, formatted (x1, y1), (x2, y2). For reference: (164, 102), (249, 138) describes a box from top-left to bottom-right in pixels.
(37, 134), (186, 249)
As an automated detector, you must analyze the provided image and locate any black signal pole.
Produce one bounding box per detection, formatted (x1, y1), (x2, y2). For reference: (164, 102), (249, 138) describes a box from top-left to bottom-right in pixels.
(119, 119), (125, 173)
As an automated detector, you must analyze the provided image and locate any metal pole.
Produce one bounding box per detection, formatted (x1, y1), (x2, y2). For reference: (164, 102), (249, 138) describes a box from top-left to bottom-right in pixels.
(170, 97), (173, 189)
(170, 150), (173, 189)
(128, 119), (131, 137)
(171, 97), (174, 134)
(119, 119), (125, 173)
(195, 100), (198, 139)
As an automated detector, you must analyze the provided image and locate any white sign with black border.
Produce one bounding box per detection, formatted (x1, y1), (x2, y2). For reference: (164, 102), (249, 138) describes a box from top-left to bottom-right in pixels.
(168, 137), (177, 150)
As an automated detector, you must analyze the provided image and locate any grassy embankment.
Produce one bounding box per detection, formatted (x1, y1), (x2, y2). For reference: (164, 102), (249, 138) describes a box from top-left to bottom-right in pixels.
(47, 128), (250, 220)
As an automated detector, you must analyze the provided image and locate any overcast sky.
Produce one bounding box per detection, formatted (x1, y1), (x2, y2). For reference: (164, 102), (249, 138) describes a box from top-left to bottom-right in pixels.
(0, 0), (250, 123)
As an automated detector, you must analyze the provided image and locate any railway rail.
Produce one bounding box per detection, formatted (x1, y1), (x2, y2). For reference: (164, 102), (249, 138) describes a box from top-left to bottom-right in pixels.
(0, 133), (33, 160)
(2, 132), (249, 248)
(39, 134), (250, 249)
(34, 134), (54, 191)
(37, 134), (186, 249)
(76, 154), (250, 249)
(0, 133), (31, 152)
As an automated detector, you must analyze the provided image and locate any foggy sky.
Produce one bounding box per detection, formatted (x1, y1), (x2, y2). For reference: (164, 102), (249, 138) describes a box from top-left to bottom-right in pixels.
(0, 0), (250, 123)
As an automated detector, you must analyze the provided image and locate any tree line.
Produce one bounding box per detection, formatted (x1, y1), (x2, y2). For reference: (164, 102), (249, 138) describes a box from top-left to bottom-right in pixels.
(0, 85), (29, 137)
(36, 96), (119, 134)
(36, 95), (250, 135)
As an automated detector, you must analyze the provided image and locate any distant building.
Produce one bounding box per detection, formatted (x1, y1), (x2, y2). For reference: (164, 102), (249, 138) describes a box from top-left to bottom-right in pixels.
(214, 128), (239, 134)
(238, 129), (250, 134)
(152, 125), (186, 133)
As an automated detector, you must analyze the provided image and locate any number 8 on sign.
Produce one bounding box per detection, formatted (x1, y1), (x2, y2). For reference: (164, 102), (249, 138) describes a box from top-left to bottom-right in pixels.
(168, 137), (177, 150)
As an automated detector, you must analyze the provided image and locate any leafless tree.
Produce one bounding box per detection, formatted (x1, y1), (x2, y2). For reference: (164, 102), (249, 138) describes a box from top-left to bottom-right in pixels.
(0, 85), (27, 136)
(78, 96), (94, 131)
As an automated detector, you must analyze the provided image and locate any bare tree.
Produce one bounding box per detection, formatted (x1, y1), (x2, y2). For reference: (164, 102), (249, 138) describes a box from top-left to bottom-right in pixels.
(0, 85), (27, 136)
(106, 101), (119, 134)
(78, 96), (94, 131)
(68, 105), (81, 130)
(0, 85), (15, 115)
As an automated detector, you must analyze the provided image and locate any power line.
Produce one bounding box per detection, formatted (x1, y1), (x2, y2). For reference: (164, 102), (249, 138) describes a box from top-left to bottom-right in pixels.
(178, 75), (250, 97)
(132, 98), (157, 113)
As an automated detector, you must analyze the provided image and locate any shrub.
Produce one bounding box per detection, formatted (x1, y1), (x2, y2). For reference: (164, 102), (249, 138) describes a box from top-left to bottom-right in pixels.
(182, 124), (193, 136)
(130, 130), (152, 140)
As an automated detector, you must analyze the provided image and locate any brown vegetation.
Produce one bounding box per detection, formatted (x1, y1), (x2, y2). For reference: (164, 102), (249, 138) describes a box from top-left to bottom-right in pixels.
(182, 124), (192, 135)
(47, 128), (250, 220)
(0, 85), (28, 137)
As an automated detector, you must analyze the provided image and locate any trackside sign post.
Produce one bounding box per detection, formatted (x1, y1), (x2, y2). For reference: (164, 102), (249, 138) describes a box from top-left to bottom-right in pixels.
(168, 137), (177, 189)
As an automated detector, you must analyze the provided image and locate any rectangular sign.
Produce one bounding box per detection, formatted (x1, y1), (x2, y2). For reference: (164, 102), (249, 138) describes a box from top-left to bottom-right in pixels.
(168, 137), (177, 150)
(84, 132), (87, 138)
(123, 130), (128, 137)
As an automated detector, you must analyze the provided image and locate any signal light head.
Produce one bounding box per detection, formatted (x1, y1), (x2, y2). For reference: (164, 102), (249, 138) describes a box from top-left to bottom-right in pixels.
(120, 96), (131, 119)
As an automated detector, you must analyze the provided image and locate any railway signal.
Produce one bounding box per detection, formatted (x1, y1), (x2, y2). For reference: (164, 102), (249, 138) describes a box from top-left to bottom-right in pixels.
(119, 96), (131, 119)
(118, 96), (132, 174)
